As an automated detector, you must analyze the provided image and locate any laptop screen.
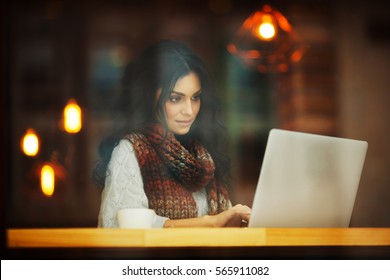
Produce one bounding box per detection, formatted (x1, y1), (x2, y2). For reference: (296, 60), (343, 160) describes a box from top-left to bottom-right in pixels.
(248, 129), (368, 228)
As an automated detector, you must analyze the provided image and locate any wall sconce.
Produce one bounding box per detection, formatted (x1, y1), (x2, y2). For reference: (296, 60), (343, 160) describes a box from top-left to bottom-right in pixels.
(36, 151), (67, 198)
(227, 4), (307, 73)
(21, 128), (40, 157)
(41, 164), (55, 197)
(63, 98), (82, 134)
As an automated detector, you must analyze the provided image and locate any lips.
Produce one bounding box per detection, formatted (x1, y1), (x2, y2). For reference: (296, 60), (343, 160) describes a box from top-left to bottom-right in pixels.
(176, 119), (193, 127)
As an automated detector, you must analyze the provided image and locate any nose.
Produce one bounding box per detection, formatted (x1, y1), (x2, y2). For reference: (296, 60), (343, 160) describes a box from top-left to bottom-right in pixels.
(181, 99), (194, 116)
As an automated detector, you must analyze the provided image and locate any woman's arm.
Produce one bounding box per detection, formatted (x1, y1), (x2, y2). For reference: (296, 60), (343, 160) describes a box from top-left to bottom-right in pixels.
(163, 204), (251, 228)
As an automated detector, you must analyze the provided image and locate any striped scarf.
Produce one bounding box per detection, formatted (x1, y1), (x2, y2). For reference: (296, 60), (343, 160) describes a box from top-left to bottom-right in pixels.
(125, 123), (230, 219)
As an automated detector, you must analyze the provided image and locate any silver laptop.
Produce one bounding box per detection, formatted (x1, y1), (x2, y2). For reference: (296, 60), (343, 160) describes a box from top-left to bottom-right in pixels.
(248, 129), (368, 228)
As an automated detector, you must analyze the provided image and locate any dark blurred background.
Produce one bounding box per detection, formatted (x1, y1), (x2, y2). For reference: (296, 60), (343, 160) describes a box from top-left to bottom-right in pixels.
(3, 0), (390, 228)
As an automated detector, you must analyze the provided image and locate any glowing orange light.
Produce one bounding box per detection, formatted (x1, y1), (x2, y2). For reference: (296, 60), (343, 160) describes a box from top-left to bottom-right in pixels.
(257, 22), (276, 40)
(227, 43), (238, 54)
(291, 48), (305, 63)
(254, 14), (277, 41)
(274, 10), (292, 33)
(228, 3), (305, 73)
(246, 50), (261, 59)
(41, 164), (55, 197)
(21, 129), (39, 156)
(63, 99), (82, 134)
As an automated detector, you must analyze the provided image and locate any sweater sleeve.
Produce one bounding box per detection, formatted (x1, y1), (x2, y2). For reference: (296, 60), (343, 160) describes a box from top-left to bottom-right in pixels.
(97, 139), (168, 228)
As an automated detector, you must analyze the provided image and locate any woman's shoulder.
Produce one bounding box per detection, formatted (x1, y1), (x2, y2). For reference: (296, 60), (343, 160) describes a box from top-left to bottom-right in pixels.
(122, 132), (150, 148)
(110, 138), (141, 168)
(112, 138), (134, 155)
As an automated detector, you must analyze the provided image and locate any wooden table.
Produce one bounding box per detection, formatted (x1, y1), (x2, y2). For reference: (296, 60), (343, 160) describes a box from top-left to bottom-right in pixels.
(6, 228), (390, 259)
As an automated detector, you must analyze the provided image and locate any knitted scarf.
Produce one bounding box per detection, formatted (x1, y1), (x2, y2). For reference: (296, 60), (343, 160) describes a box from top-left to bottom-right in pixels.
(125, 123), (230, 219)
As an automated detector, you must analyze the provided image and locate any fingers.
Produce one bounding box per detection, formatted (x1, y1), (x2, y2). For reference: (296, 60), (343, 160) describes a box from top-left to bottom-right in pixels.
(216, 204), (252, 227)
(232, 204), (251, 223)
(233, 204), (251, 215)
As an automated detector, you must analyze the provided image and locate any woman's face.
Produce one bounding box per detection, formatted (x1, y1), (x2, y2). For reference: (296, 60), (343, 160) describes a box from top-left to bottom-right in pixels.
(164, 71), (202, 135)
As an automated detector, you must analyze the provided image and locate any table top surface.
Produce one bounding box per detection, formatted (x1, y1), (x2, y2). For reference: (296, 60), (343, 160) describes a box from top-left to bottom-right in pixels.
(7, 227), (390, 248)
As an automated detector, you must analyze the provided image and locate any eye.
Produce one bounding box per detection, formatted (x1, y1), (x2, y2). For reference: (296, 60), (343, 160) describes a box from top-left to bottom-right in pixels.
(192, 93), (202, 102)
(169, 95), (181, 103)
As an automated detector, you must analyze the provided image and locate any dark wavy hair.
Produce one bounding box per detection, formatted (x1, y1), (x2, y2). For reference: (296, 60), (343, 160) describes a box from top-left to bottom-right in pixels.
(92, 40), (230, 188)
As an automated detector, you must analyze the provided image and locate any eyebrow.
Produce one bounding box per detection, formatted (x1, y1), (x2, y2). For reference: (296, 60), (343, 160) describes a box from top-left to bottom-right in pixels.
(171, 89), (202, 96)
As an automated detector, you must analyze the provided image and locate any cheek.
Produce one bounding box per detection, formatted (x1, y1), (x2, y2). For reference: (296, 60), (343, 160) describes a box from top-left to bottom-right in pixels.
(164, 103), (176, 122)
(194, 102), (201, 116)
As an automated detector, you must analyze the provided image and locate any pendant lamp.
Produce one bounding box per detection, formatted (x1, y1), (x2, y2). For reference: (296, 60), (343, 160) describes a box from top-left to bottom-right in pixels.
(227, 4), (307, 73)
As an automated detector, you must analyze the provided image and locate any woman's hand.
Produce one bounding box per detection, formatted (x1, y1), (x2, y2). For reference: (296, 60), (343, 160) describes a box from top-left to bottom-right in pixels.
(163, 204), (251, 228)
(212, 204), (251, 227)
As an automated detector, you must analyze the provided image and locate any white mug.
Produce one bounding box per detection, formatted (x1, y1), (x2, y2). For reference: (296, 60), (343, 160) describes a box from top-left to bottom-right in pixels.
(117, 208), (155, 229)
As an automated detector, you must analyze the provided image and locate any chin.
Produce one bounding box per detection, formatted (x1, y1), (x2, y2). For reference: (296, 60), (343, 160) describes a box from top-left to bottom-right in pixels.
(171, 126), (192, 135)
(174, 130), (190, 135)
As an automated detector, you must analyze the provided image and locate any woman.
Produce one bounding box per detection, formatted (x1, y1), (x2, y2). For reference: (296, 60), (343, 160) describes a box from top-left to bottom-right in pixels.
(93, 40), (251, 228)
